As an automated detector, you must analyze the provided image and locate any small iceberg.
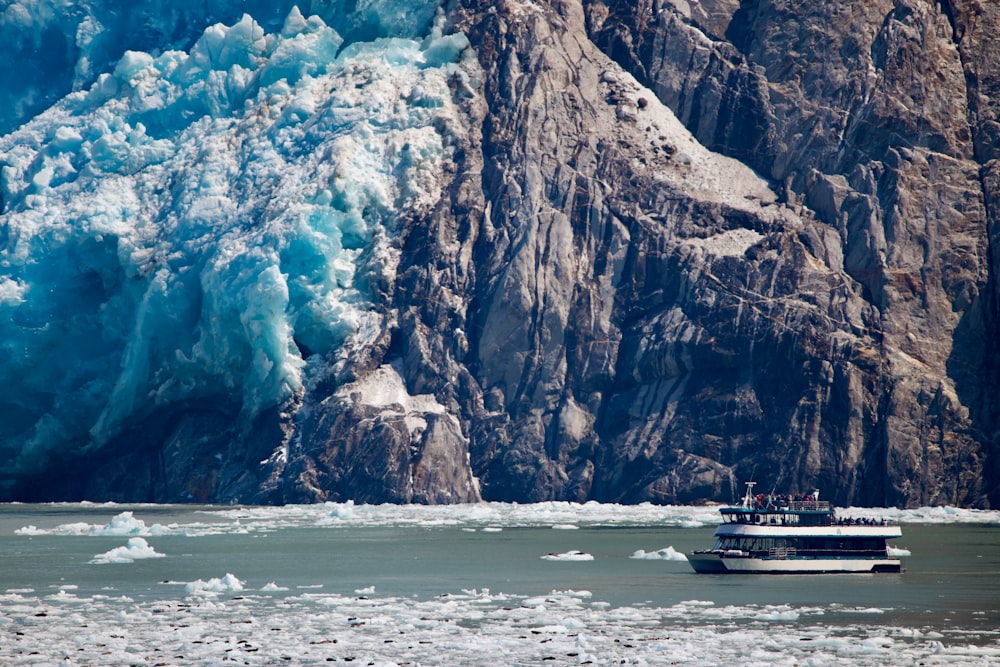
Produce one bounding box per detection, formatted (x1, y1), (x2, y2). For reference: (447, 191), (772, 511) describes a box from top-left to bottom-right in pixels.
(630, 546), (688, 561)
(541, 550), (594, 561)
(90, 537), (165, 564)
(185, 573), (245, 596)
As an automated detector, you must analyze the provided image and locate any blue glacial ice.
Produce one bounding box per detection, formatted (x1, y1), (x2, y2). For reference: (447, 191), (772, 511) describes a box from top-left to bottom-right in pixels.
(0, 0), (446, 135)
(0, 3), (471, 481)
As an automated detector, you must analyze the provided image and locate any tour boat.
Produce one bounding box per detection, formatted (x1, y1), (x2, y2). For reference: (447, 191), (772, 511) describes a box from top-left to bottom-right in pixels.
(688, 482), (905, 574)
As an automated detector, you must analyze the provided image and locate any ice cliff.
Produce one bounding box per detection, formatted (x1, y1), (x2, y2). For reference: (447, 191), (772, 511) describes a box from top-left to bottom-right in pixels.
(1, 0), (997, 507)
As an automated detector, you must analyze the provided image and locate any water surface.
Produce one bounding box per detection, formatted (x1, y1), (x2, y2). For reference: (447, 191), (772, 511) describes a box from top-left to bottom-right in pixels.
(2, 502), (997, 665)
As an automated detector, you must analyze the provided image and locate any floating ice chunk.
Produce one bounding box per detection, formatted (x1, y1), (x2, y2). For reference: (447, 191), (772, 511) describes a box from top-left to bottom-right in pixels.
(329, 500), (357, 520)
(0, 571), (996, 666)
(849, 505), (1000, 525)
(551, 589), (592, 598)
(96, 512), (171, 537)
(541, 550), (594, 561)
(261, 582), (289, 591)
(842, 607), (888, 614)
(61, 501), (998, 540)
(754, 605), (800, 621)
(630, 546), (688, 561)
(15, 511), (173, 537)
(355, 586), (376, 595)
(90, 537), (165, 564)
(184, 573), (244, 596)
(551, 524), (579, 530)
(46, 589), (79, 601)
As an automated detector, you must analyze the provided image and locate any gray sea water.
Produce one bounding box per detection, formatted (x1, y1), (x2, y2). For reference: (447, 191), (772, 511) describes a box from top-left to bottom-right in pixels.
(2, 502), (998, 665)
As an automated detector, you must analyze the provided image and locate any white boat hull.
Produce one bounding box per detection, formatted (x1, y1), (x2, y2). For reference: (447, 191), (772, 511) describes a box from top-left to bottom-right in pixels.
(688, 551), (902, 574)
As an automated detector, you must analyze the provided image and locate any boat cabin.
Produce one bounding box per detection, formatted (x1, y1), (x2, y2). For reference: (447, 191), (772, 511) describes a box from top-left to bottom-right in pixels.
(720, 481), (836, 526)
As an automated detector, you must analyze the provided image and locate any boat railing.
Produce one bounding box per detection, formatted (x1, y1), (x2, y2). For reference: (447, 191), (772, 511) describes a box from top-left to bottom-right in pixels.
(762, 548), (894, 559)
(738, 499), (833, 512)
(783, 500), (831, 511)
(768, 546), (797, 559)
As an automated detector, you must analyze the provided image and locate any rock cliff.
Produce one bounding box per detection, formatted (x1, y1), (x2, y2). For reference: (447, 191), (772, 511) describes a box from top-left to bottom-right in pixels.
(273, 0), (999, 508)
(2, 0), (997, 507)
(586, 0), (1000, 506)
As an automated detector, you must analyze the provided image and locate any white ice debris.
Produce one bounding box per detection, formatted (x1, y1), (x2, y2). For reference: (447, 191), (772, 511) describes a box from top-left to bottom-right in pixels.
(90, 537), (165, 564)
(184, 573), (245, 596)
(630, 546), (688, 561)
(261, 581), (289, 591)
(541, 550), (594, 561)
(6, 584), (992, 666)
(96, 511), (172, 536)
(17, 503), (998, 538)
(16, 511), (175, 537)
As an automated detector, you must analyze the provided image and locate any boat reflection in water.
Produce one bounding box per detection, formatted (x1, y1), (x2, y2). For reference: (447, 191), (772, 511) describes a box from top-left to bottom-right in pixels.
(688, 482), (906, 574)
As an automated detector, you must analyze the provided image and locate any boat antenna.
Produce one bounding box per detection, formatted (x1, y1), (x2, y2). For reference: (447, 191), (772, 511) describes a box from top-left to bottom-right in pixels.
(739, 464), (757, 509)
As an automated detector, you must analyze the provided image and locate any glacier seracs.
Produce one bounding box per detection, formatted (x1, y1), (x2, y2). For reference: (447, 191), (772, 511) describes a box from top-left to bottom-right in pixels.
(0, 0), (447, 135)
(0, 4), (471, 481)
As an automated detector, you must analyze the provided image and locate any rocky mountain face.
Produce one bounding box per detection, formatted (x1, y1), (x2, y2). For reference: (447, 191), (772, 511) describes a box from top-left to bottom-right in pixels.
(583, 0), (1000, 507)
(276, 0), (1000, 508)
(3, 0), (997, 508)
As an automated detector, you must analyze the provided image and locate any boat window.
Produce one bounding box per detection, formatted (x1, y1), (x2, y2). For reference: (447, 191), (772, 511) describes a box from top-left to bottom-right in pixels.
(718, 535), (889, 555)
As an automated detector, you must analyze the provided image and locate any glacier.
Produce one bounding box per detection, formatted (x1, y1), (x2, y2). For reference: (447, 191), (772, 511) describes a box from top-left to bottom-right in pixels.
(0, 1), (471, 491)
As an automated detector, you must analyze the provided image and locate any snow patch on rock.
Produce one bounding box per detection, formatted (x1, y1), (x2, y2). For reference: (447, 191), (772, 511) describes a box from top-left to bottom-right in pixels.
(341, 362), (449, 436)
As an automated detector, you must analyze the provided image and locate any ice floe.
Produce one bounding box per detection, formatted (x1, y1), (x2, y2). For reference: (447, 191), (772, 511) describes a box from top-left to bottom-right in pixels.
(15, 502), (1000, 539)
(630, 546), (688, 561)
(184, 573), (245, 597)
(90, 537), (165, 564)
(541, 550), (594, 561)
(1, 586), (996, 666)
(16, 510), (176, 537)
